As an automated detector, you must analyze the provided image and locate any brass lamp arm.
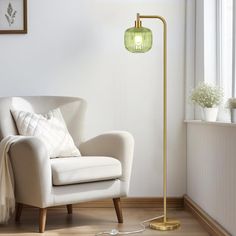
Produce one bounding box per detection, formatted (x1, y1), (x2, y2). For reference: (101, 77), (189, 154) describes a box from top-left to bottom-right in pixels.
(135, 14), (174, 230)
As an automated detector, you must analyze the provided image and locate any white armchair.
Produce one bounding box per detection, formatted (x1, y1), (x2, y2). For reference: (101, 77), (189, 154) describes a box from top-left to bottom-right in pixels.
(0, 96), (134, 233)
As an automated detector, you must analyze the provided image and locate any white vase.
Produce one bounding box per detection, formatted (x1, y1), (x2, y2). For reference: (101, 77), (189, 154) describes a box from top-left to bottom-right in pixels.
(230, 109), (236, 123)
(202, 107), (218, 122)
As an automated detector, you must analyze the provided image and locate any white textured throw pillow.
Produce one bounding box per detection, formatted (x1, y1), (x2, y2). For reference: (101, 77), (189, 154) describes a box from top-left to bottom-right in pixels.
(11, 108), (81, 158)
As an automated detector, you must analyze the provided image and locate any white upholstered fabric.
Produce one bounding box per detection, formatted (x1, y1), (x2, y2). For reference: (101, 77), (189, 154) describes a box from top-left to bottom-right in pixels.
(9, 131), (134, 208)
(0, 96), (134, 210)
(79, 131), (134, 193)
(11, 108), (81, 158)
(51, 179), (125, 207)
(51, 156), (122, 186)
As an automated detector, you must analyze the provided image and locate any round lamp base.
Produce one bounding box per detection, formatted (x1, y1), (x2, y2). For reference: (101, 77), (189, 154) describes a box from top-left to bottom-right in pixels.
(149, 218), (180, 231)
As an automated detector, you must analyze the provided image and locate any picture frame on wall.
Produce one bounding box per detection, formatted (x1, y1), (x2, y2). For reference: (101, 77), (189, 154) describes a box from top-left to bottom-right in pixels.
(0, 0), (27, 34)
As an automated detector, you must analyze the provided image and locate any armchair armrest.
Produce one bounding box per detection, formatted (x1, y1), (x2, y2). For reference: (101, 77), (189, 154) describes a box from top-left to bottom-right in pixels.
(9, 137), (52, 208)
(79, 131), (134, 183)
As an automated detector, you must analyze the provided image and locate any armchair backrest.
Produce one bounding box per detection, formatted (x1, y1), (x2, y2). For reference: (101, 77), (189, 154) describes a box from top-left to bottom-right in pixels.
(0, 96), (87, 144)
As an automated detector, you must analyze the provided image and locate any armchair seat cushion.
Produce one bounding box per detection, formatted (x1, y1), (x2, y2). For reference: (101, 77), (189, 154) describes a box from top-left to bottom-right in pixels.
(51, 156), (122, 186)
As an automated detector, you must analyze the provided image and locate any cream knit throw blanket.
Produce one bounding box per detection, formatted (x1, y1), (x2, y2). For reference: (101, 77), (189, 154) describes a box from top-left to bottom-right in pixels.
(0, 135), (22, 223)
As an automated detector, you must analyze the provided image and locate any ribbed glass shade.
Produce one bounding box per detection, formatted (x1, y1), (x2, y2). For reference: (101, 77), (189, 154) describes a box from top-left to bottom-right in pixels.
(124, 26), (152, 53)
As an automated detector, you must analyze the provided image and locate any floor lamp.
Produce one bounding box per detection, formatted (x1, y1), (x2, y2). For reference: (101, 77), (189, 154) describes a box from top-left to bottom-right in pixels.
(124, 13), (180, 231)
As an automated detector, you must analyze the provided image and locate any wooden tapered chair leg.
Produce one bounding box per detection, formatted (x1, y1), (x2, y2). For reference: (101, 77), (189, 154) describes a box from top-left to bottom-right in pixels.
(113, 198), (123, 223)
(39, 208), (47, 233)
(15, 203), (23, 222)
(66, 204), (73, 214)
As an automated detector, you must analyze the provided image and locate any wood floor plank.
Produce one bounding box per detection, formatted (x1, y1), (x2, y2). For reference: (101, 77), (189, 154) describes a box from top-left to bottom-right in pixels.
(0, 208), (209, 235)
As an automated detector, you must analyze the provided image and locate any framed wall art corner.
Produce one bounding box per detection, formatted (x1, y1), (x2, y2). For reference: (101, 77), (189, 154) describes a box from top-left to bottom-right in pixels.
(0, 0), (27, 34)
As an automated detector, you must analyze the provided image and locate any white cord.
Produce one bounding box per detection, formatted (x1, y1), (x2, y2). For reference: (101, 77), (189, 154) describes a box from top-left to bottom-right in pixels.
(95, 214), (164, 235)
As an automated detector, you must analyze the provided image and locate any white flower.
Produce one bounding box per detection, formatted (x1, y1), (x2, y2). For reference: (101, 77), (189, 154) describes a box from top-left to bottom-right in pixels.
(190, 83), (223, 108)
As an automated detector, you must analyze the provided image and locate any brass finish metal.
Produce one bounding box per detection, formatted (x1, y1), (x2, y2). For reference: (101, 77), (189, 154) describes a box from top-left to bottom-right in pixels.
(133, 14), (180, 231)
(150, 218), (181, 231)
(136, 13), (140, 22)
(135, 13), (142, 28)
(135, 20), (142, 28)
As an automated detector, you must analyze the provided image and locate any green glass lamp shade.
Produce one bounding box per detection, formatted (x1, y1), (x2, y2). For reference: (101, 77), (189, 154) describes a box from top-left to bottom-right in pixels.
(124, 26), (153, 53)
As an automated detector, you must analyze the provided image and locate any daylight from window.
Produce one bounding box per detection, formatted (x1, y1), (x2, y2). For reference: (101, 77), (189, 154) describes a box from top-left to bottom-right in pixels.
(219, 0), (234, 99)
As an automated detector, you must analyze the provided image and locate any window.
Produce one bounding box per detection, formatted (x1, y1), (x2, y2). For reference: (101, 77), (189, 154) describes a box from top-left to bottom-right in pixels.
(185, 0), (236, 120)
(217, 0), (234, 99)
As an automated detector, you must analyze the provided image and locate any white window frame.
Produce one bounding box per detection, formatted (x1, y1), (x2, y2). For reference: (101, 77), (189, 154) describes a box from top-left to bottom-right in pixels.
(216, 0), (222, 87)
(216, 0), (235, 98)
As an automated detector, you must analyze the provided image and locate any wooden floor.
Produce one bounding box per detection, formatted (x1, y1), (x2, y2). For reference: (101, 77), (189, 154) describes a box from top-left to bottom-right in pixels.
(0, 208), (209, 236)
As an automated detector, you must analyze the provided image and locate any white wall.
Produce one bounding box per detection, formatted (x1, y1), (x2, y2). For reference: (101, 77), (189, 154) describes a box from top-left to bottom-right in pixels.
(187, 122), (236, 235)
(0, 0), (186, 197)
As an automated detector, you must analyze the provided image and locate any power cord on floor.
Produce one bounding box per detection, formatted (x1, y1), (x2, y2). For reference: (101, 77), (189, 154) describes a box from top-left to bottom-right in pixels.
(95, 214), (164, 235)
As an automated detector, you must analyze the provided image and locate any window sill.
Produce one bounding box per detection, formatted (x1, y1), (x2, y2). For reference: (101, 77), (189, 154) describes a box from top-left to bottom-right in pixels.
(184, 120), (236, 127)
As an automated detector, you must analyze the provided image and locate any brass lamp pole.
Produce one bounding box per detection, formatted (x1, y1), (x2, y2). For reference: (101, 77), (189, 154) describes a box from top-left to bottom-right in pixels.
(124, 13), (180, 231)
